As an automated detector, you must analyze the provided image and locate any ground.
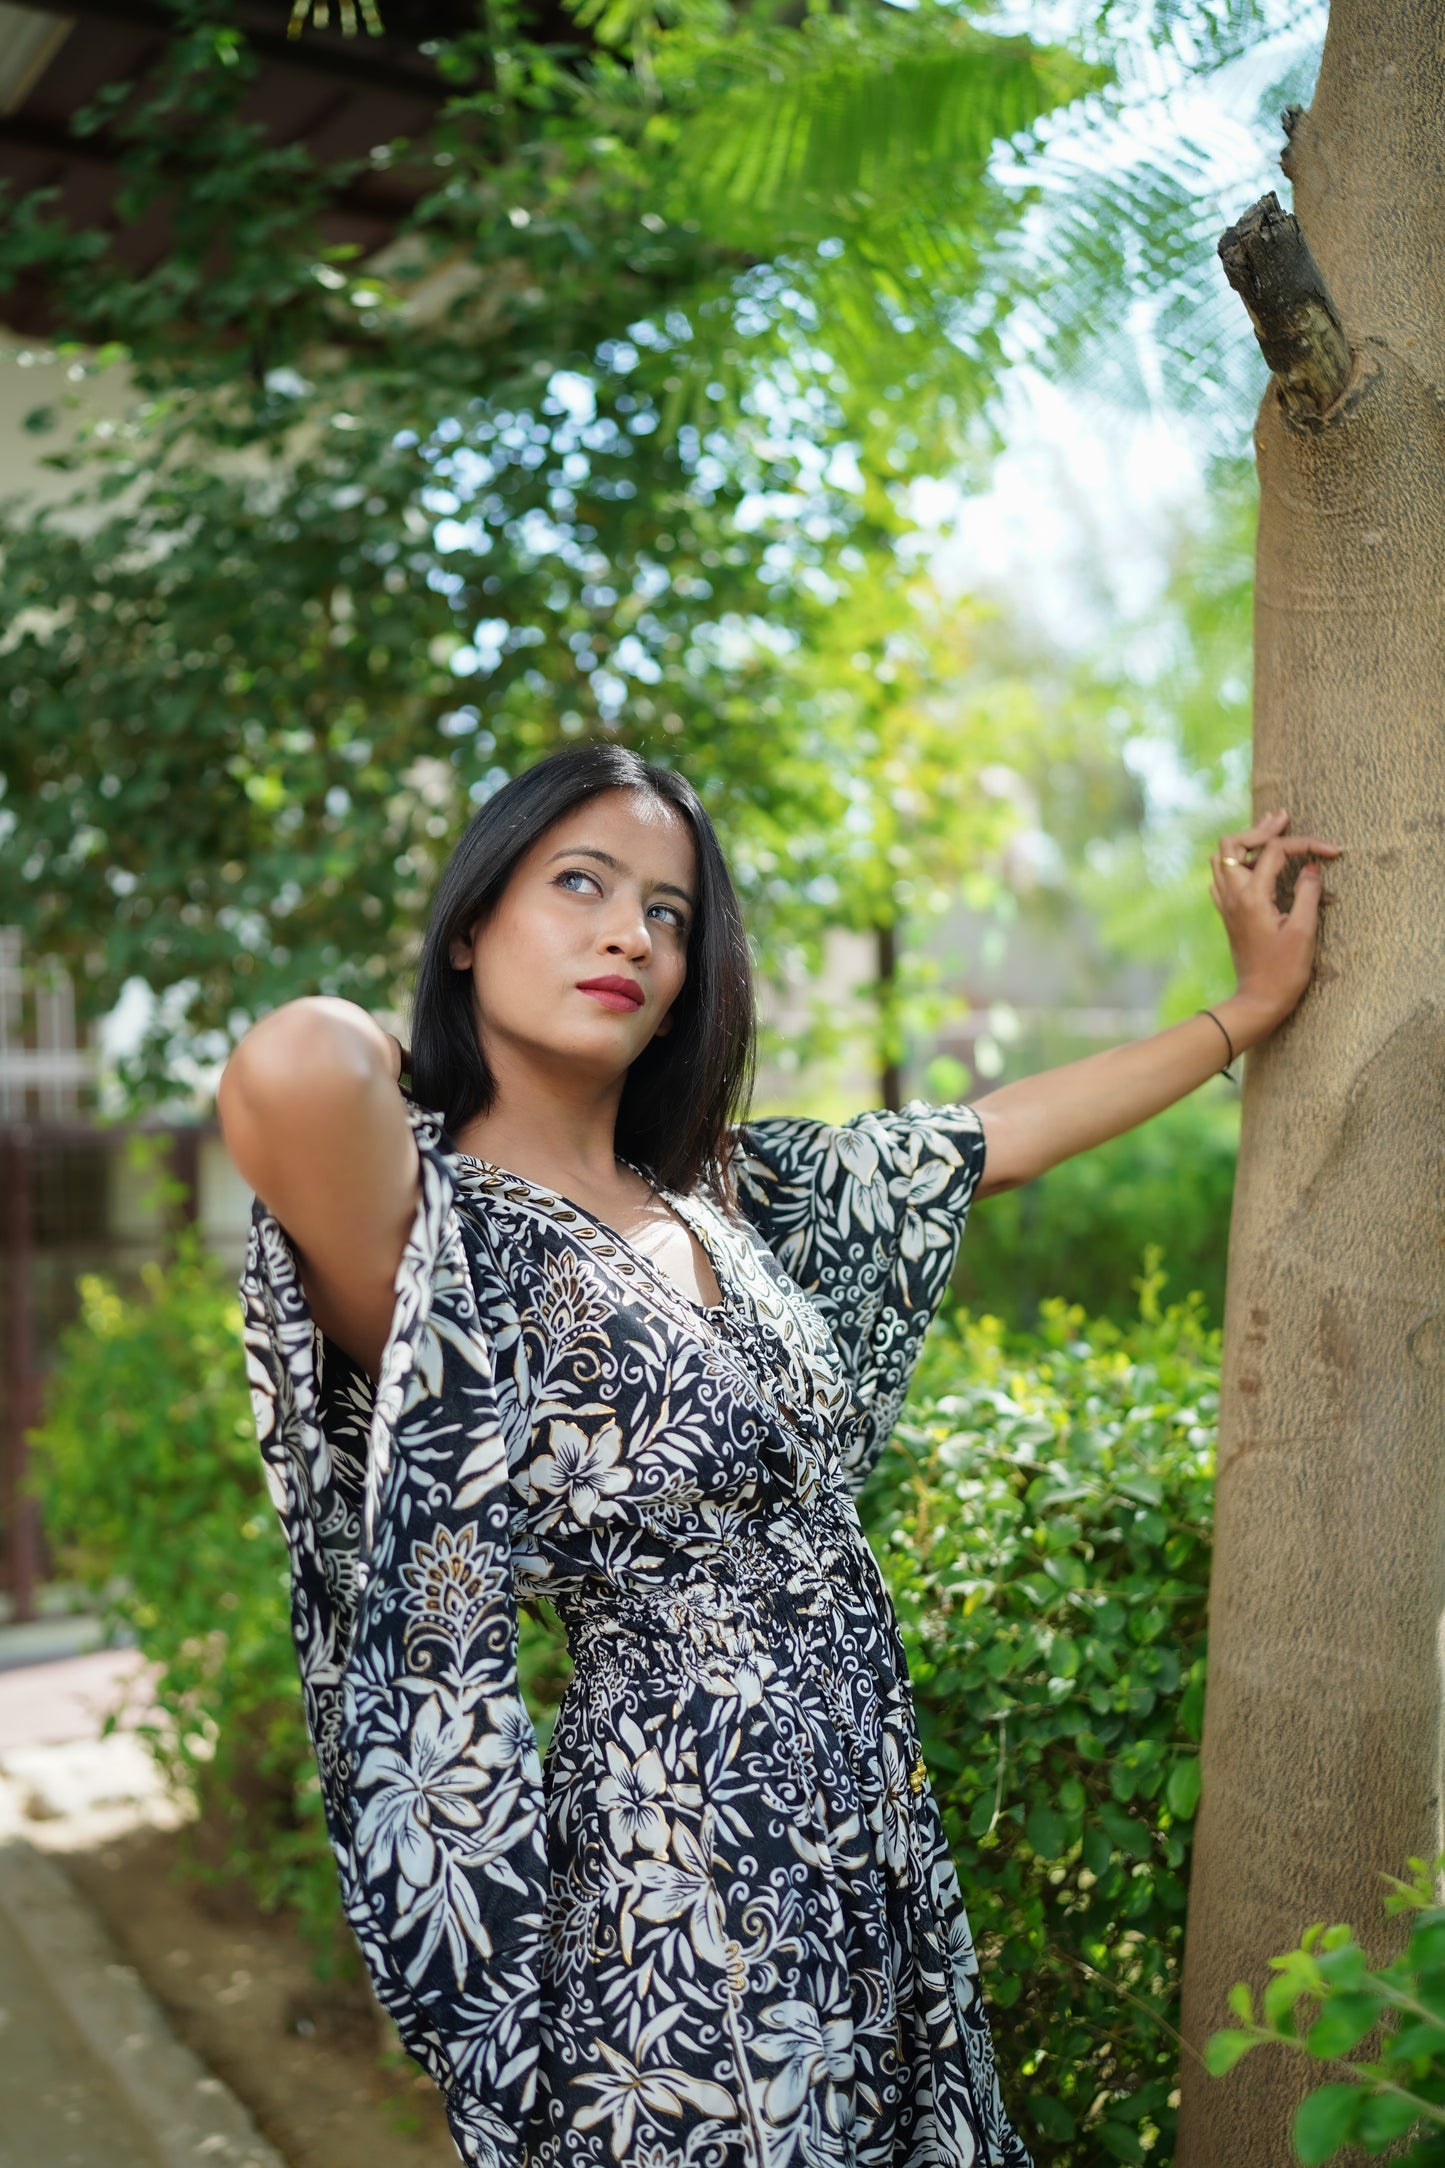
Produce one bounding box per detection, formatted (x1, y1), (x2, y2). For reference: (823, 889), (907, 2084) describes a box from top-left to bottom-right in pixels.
(0, 1633), (458, 2168)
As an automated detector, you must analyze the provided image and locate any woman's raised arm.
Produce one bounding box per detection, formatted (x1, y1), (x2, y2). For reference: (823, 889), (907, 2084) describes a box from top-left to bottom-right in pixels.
(218, 997), (420, 1375)
(972, 808), (1341, 1196)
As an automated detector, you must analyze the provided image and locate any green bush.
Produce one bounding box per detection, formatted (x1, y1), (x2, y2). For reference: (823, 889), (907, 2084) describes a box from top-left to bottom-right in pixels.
(855, 1270), (1219, 2163)
(1206, 1853), (1445, 2164)
(28, 1238), (350, 1944)
(954, 1090), (1238, 1329)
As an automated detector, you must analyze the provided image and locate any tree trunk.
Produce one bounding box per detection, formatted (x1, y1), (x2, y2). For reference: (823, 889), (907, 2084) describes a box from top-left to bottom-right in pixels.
(876, 922), (902, 1112)
(1177, 5), (1445, 2161)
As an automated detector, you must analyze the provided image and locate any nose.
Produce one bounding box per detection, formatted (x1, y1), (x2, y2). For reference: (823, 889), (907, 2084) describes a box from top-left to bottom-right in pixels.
(599, 891), (652, 963)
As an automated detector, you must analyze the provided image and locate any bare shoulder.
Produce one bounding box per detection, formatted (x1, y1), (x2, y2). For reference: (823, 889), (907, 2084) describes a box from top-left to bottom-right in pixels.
(220, 997), (421, 1375)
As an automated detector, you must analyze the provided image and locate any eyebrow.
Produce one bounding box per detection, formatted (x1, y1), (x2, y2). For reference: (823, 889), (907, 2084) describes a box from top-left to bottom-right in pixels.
(545, 844), (695, 910)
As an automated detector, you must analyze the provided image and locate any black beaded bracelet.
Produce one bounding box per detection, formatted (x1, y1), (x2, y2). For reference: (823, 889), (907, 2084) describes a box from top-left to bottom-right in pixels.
(1197, 1007), (1237, 1079)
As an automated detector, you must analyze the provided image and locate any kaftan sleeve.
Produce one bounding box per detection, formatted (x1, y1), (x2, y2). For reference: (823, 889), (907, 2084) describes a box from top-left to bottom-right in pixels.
(239, 1100), (546, 2168)
(732, 1099), (987, 1491)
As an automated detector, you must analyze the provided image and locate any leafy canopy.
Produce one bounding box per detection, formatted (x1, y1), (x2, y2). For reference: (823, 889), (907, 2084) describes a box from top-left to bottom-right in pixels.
(0, 0), (1093, 1088)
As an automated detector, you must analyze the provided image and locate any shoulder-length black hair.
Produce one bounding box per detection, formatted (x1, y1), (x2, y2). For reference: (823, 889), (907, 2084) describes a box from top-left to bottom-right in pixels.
(410, 744), (755, 1201)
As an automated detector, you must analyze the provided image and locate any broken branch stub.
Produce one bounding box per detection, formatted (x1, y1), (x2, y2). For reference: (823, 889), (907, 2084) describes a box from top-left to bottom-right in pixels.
(1218, 192), (1352, 418)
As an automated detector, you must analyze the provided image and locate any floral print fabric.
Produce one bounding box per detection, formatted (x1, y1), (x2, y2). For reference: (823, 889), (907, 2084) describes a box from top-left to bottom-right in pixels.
(241, 1097), (1032, 2168)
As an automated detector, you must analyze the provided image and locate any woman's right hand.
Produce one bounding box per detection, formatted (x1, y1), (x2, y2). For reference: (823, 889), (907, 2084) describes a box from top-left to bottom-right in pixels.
(1209, 808), (1342, 1050)
(218, 998), (419, 1377)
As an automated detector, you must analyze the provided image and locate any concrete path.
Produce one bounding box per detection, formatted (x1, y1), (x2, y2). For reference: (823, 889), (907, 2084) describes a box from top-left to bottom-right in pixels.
(0, 1634), (287, 2168)
(0, 1892), (156, 2168)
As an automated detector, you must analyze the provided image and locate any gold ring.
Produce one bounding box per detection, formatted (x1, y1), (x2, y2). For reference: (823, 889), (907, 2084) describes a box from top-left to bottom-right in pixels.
(1221, 854), (1243, 867)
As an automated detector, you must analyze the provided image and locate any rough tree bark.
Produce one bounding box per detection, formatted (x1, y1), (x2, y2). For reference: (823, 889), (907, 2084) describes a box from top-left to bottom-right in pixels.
(1176, 5), (1445, 2163)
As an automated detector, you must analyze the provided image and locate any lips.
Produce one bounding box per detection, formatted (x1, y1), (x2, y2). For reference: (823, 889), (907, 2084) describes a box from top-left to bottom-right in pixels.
(576, 976), (645, 1013)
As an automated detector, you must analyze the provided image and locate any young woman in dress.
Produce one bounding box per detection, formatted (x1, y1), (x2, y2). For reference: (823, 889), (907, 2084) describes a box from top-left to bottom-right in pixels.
(220, 743), (1336, 2168)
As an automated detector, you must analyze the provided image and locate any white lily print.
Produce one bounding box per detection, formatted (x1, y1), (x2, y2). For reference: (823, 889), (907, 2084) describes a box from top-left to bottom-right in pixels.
(573, 2041), (736, 2159)
(754, 1994), (856, 2138)
(626, 1814), (732, 1967)
(597, 1733), (672, 1857)
(869, 1729), (915, 1876)
(354, 1692), (494, 1889)
(528, 1417), (632, 1527)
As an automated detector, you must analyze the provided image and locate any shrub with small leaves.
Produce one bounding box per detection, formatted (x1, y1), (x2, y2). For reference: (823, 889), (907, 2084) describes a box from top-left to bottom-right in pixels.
(855, 1269), (1219, 2163)
(27, 1236), (346, 1942)
(1205, 1853), (1445, 2164)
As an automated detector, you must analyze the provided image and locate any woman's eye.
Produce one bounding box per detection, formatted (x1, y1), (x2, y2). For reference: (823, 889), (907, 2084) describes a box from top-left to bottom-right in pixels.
(648, 903), (687, 932)
(556, 868), (601, 895)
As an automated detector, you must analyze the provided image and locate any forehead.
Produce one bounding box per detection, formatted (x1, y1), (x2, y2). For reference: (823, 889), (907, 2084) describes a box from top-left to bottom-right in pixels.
(536, 788), (696, 878)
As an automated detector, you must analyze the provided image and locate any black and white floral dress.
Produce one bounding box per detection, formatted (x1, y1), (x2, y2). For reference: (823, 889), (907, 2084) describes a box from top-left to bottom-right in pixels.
(241, 1097), (1032, 2168)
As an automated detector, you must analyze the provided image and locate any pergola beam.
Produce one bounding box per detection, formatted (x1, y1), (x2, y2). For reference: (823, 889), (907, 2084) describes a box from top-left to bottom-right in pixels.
(36, 0), (451, 100)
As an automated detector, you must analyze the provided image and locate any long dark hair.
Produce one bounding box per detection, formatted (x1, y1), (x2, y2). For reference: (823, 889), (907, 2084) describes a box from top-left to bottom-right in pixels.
(410, 745), (755, 1199)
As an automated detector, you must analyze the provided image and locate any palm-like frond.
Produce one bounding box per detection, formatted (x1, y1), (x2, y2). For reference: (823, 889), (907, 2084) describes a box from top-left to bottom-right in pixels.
(998, 0), (1328, 440)
(664, 12), (1099, 249)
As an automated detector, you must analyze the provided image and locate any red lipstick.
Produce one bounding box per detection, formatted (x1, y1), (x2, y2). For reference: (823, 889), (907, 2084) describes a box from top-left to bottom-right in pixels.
(577, 975), (645, 1012)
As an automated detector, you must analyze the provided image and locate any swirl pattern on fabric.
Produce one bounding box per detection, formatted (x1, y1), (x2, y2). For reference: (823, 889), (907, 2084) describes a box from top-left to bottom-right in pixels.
(241, 1097), (1033, 2168)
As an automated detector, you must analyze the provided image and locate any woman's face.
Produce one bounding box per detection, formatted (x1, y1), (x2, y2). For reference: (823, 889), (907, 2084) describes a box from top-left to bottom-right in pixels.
(450, 787), (697, 1089)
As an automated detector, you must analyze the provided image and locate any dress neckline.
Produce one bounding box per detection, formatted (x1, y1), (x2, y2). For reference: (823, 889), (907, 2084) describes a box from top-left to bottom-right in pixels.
(449, 1149), (729, 1317)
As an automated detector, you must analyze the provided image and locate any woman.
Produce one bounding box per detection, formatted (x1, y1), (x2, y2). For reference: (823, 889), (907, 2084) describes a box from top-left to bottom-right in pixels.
(221, 743), (1336, 2168)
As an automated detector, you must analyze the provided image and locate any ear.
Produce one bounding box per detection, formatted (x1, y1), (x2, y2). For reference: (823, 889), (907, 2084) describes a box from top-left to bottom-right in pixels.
(448, 937), (473, 972)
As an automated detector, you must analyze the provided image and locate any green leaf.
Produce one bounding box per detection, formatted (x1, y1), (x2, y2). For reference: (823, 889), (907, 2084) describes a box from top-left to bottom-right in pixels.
(1098, 1802), (1152, 1859)
(1026, 1805), (1067, 1860)
(967, 1791), (997, 1839)
(1316, 1942), (1367, 1990)
(1030, 2095), (1077, 2142)
(1409, 1920), (1445, 1968)
(1305, 1994), (1385, 2060)
(1082, 1822), (1112, 1879)
(1293, 2084), (1365, 2166)
(671, 13), (1099, 248)
(1203, 2028), (1258, 2077)
(1357, 2090), (1426, 2146)
(1179, 1667), (1207, 1743)
(1166, 1755), (1201, 1819)
(1097, 2121), (1146, 2162)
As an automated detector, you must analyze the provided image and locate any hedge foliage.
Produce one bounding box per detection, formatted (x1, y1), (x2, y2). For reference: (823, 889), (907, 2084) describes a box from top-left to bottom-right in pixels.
(32, 1242), (1218, 2160)
(952, 1089), (1238, 1330)
(854, 1268), (1218, 2163)
(28, 1239), (343, 1939)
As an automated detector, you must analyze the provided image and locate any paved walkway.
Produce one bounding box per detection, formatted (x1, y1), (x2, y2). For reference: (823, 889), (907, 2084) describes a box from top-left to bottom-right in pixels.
(0, 1632), (285, 2168)
(0, 1883), (161, 2168)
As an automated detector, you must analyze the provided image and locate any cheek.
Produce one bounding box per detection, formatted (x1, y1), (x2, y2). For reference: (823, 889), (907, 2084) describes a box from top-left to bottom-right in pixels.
(471, 901), (579, 1010)
(659, 943), (689, 1008)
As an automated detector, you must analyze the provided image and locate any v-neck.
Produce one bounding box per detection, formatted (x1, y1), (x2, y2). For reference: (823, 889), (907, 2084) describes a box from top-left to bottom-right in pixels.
(450, 1150), (730, 1317)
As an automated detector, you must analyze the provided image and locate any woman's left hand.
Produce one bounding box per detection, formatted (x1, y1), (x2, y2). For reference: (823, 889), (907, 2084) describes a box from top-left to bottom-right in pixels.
(1210, 808), (1342, 1036)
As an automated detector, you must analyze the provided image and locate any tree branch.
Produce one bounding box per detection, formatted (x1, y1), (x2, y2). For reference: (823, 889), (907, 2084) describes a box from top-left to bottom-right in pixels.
(1217, 191), (1351, 418)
